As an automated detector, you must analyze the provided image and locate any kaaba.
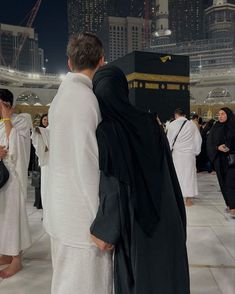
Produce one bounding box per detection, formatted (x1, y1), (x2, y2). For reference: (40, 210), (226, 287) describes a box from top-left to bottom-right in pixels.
(111, 51), (190, 122)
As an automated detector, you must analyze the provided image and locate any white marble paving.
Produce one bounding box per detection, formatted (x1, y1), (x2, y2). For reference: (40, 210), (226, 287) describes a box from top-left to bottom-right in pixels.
(0, 173), (234, 294)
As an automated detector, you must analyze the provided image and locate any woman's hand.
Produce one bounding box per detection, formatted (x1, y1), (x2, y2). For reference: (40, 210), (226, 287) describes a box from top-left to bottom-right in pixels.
(218, 144), (230, 153)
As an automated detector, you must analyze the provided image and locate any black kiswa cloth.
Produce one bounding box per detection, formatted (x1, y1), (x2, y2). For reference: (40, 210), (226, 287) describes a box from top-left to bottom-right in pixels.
(93, 65), (164, 236)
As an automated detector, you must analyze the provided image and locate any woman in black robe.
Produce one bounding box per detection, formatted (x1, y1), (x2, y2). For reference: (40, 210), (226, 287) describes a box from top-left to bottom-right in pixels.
(33, 114), (48, 209)
(90, 65), (190, 294)
(197, 119), (215, 172)
(207, 108), (235, 219)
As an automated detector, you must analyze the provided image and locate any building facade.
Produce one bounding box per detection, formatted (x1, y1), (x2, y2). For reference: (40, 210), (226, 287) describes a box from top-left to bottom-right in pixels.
(150, 0), (235, 72)
(149, 37), (235, 72)
(0, 24), (44, 73)
(100, 16), (149, 62)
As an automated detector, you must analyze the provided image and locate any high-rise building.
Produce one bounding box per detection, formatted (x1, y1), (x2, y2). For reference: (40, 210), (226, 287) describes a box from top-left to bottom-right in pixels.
(67, 0), (79, 36)
(107, 0), (131, 17)
(0, 23), (44, 72)
(67, 0), (107, 36)
(168, 0), (204, 42)
(101, 16), (150, 62)
(107, 0), (145, 18)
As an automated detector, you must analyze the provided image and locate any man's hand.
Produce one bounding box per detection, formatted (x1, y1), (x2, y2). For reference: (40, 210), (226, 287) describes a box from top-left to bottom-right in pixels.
(0, 101), (13, 119)
(91, 234), (114, 251)
(0, 146), (7, 159)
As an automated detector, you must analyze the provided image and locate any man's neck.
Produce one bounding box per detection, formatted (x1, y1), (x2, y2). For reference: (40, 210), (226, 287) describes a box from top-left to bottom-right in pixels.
(75, 69), (96, 80)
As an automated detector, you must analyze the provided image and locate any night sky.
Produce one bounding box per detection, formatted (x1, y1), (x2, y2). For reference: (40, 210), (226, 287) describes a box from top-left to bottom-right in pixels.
(0, 0), (68, 74)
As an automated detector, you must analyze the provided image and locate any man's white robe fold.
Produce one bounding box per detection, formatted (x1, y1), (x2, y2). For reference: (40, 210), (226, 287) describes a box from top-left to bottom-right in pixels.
(0, 114), (32, 256)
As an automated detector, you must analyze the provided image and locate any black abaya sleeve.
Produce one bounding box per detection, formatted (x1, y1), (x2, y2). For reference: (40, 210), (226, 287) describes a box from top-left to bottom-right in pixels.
(90, 171), (121, 245)
(162, 132), (187, 237)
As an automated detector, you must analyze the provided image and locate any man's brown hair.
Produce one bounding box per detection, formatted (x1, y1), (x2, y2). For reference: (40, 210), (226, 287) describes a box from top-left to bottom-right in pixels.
(67, 32), (104, 71)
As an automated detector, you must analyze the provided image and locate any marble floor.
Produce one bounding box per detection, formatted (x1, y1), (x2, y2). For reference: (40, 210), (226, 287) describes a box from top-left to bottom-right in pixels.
(0, 173), (235, 294)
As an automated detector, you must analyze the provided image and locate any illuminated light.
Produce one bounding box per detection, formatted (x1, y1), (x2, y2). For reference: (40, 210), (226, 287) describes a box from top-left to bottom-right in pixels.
(153, 29), (172, 37)
(8, 69), (15, 73)
(59, 74), (66, 80)
(32, 74), (40, 79)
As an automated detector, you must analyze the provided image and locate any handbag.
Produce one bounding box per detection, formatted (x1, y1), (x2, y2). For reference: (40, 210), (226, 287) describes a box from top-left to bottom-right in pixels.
(0, 160), (9, 189)
(227, 153), (235, 168)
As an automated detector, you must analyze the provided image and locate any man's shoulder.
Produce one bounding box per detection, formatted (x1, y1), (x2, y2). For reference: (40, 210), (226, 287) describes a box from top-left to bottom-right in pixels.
(12, 113), (32, 131)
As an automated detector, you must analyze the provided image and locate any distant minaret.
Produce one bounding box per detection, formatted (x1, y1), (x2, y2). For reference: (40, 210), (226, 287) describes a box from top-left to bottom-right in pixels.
(154, 0), (171, 37)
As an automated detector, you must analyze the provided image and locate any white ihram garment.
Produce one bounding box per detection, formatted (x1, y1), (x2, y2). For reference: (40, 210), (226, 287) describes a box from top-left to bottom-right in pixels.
(50, 237), (113, 294)
(0, 114), (32, 256)
(167, 117), (202, 198)
(43, 72), (112, 294)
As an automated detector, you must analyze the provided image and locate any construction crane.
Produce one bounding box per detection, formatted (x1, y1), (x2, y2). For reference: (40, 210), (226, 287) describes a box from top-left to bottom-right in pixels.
(11, 0), (42, 69)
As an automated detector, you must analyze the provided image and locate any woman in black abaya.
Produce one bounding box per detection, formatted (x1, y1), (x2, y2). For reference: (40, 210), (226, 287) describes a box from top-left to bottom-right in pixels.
(33, 114), (48, 209)
(207, 108), (235, 219)
(90, 65), (190, 294)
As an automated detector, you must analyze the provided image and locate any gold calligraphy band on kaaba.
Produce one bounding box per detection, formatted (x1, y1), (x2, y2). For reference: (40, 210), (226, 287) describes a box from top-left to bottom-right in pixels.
(126, 72), (190, 84)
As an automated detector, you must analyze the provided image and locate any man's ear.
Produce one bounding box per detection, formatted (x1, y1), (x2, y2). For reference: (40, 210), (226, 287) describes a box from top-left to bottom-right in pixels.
(68, 58), (73, 71)
(99, 56), (105, 67)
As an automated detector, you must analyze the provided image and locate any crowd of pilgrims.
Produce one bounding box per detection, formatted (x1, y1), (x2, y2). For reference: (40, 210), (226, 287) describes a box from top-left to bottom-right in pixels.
(28, 108), (235, 219)
(28, 109), (235, 214)
(164, 108), (235, 216)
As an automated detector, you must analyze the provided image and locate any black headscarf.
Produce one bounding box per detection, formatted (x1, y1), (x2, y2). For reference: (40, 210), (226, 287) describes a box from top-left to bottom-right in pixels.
(207, 107), (235, 162)
(220, 107), (235, 131)
(93, 65), (164, 236)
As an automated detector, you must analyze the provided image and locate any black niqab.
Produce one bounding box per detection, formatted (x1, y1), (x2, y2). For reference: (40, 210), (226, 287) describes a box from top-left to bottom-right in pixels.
(93, 65), (164, 235)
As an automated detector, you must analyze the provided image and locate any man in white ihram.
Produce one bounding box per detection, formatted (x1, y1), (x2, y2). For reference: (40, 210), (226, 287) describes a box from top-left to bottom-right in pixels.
(43, 33), (113, 294)
(167, 108), (202, 207)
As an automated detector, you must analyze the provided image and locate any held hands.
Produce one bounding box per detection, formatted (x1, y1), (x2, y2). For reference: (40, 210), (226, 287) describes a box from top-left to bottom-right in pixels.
(91, 234), (114, 251)
(218, 144), (230, 153)
(0, 146), (7, 159)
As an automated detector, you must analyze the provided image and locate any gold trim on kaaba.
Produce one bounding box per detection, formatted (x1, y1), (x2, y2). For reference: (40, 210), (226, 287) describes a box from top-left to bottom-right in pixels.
(145, 83), (159, 89)
(128, 82), (188, 91)
(126, 72), (190, 84)
(167, 84), (181, 90)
